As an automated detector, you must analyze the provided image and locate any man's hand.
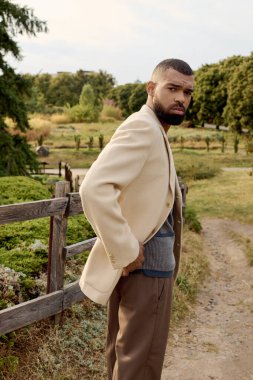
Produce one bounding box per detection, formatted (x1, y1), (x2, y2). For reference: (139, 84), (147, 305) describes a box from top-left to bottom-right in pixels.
(122, 242), (145, 277)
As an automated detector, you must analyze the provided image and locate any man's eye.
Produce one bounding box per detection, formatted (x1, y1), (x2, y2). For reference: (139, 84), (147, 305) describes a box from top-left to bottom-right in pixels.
(168, 87), (176, 91)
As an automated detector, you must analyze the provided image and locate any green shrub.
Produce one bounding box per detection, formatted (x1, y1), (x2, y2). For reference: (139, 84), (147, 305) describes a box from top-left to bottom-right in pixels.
(184, 206), (202, 233)
(0, 177), (51, 205)
(0, 178), (95, 276)
(0, 355), (19, 376)
(100, 104), (122, 121)
(176, 160), (219, 182)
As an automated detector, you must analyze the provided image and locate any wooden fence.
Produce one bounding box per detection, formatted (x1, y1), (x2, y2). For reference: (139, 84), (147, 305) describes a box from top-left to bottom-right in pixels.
(0, 180), (188, 336)
(0, 181), (94, 336)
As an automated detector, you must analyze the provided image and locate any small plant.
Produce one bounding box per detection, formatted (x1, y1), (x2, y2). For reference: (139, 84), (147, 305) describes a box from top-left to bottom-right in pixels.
(87, 136), (94, 150)
(244, 134), (253, 154)
(0, 355), (19, 376)
(37, 135), (44, 146)
(233, 134), (240, 153)
(205, 136), (211, 152)
(180, 136), (185, 151)
(98, 133), (105, 150)
(100, 103), (122, 122)
(74, 134), (81, 151)
(184, 206), (202, 233)
(217, 133), (226, 153)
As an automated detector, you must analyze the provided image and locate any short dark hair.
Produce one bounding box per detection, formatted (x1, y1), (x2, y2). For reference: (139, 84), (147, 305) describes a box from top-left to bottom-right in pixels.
(151, 58), (193, 81)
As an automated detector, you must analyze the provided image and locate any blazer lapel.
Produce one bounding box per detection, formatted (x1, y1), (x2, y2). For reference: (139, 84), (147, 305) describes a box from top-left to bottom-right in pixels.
(141, 105), (176, 198)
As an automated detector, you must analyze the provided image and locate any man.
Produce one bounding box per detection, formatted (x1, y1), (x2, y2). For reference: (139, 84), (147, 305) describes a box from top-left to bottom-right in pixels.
(79, 58), (194, 379)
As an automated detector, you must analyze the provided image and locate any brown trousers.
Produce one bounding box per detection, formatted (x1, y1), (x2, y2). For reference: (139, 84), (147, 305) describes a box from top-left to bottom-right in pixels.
(106, 273), (174, 380)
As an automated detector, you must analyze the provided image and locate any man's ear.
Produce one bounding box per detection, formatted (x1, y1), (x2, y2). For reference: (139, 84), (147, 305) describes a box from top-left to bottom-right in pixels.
(146, 81), (156, 97)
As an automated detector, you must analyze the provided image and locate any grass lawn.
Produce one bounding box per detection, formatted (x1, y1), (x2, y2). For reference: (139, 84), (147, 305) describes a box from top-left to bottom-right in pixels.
(187, 170), (253, 225)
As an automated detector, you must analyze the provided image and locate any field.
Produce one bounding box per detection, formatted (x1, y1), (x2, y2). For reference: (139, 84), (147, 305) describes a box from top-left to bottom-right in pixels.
(26, 115), (253, 171)
(0, 116), (252, 379)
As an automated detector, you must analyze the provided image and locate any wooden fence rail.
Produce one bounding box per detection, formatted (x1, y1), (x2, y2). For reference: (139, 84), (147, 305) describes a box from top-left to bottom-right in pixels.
(0, 181), (92, 336)
(0, 179), (187, 336)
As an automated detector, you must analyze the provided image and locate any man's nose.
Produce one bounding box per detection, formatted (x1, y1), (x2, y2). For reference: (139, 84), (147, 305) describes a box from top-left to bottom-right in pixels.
(175, 91), (185, 104)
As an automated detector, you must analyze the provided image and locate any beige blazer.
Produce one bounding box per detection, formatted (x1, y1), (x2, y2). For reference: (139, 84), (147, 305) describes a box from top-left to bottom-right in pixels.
(79, 105), (183, 305)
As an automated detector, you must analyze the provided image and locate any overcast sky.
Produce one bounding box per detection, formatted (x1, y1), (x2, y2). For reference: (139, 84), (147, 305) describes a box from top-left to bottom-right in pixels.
(9, 0), (253, 84)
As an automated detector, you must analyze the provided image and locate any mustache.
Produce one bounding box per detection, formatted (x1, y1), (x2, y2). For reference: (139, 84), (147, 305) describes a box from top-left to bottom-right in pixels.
(171, 103), (185, 112)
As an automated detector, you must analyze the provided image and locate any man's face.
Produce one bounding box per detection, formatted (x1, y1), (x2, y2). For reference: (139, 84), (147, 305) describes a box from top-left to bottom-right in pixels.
(150, 68), (194, 126)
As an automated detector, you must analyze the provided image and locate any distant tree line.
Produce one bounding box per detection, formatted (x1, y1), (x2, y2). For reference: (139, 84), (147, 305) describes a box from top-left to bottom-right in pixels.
(24, 53), (253, 134)
(24, 70), (115, 114)
(24, 72), (147, 120)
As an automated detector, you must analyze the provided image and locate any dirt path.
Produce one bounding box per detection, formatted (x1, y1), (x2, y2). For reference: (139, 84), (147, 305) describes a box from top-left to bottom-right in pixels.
(162, 218), (253, 380)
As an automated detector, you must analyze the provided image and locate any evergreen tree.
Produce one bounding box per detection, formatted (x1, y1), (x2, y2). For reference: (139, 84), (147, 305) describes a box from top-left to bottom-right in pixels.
(0, 0), (47, 175)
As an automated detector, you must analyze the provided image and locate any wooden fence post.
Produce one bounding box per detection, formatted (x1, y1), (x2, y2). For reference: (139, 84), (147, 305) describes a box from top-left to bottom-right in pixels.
(47, 181), (70, 323)
(178, 176), (188, 217)
(59, 161), (62, 177)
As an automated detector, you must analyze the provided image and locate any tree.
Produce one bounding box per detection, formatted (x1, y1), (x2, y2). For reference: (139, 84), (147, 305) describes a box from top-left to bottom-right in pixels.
(108, 83), (139, 117)
(86, 70), (115, 110)
(128, 83), (147, 113)
(0, 0), (47, 175)
(47, 72), (79, 107)
(65, 84), (100, 122)
(223, 54), (253, 133)
(192, 56), (244, 128)
(193, 63), (226, 127)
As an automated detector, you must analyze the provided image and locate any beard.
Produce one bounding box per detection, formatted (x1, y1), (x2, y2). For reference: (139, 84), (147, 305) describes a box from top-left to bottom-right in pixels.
(153, 100), (185, 125)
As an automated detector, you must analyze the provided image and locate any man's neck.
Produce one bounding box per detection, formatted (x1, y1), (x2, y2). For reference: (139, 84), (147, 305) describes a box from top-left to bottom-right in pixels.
(145, 103), (171, 133)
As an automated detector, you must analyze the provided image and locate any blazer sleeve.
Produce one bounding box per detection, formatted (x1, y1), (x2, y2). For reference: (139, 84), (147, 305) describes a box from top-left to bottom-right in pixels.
(79, 119), (155, 270)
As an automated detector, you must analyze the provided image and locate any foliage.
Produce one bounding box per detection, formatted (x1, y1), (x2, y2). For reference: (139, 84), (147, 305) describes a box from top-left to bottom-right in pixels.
(233, 134), (240, 153)
(0, 0), (47, 175)
(98, 133), (105, 150)
(244, 133), (253, 154)
(100, 103), (122, 122)
(174, 151), (220, 182)
(0, 177), (95, 278)
(64, 84), (100, 122)
(74, 134), (81, 150)
(205, 136), (211, 152)
(128, 83), (147, 113)
(217, 132), (226, 153)
(24, 70), (115, 113)
(192, 54), (253, 132)
(184, 206), (202, 233)
(193, 63), (226, 127)
(0, 176), (51, 205)
(87, 136), (94, 149)
(223, 53), (253, 133)
(108, 83), (142, 117)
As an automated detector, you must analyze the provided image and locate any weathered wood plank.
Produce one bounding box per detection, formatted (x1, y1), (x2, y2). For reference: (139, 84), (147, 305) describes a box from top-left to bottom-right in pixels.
(63, 280), (85, 309)
(66, 192), (83, 216)
(0, 197), (68, 225)
(64, 238), (96, 258)
(0, 291), (63, 336)
(0, 283), (86, 336)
